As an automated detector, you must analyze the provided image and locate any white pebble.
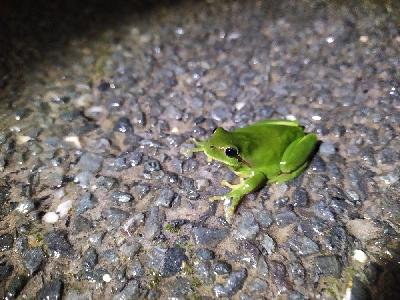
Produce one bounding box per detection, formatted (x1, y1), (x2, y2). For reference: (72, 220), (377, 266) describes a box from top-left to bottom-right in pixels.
(102, 274), (112, 282)
(56, 200), (73, 217)
(353, 249), (368, 263)
(64, 136), (82, 149)
(43, 212), (59, 223)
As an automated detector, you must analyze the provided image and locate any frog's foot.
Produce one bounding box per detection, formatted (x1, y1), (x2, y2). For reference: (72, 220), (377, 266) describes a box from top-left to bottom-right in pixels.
(209, 195), (223, 201)
(222, 192), (242, 223)
(220, 180), (242, 189)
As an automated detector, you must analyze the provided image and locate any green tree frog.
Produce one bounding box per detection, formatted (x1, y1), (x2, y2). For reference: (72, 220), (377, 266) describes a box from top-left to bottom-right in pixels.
(192, 119), (317, 222)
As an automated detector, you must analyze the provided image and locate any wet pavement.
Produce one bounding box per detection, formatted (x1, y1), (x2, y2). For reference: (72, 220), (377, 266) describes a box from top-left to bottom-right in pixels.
(0, 0), (399, 299)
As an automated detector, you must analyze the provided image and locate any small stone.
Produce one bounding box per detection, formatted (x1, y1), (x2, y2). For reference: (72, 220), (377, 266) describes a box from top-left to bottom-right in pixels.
(292, 188), (309, 207)
(144, 206), (164, 240)
(82, 247), (98, 271)
(126, 259), (144, 278)
(114, 117), (133, 134)
(211, 106), (232, 122)
(288, 235), (319, 256)
(111, 191), (134, 203)
(195, 261), (215, 284)
(37, 279), (63, 300)
(319, 142), (336, 156)
(0, 261), (13, 281)
(261, 234), (276, 254)
(353, 249), (368, 263)
(162, 247), (188, 277)
(234, 211), (259, 240)
(192, 227), (229, 247)
(310, 155), (326, 172)
(346, 219), (383, 241)
(213, 261), (232, 275)
(96, 176), (118, 190)
(195, 248), (215, 261)
(5, 275), (28, 299)
(313, 202), (335, 222)
(15, 200), (35, 214)
(102, 273), (112, 282)
(143, 159), (161, 172)
(147, 246), (188, 277)
(254, 210), (273, 228)
(23, 248), (44, 274)
(247, 277), (269, 294)
(113, 280), (140, 300)
(288, 261), (305, 285)
(275, 211), (299, 227)
(154, 188), (175, 207)
(42, 211), (59, 223)
(76, 192), (96, 214)
(74, 171), (93, 189)
(120, 241), (141, 259)
(103, 249), (119, 263)
(102, 207), (129, 226)
(213, 268), (247, 297)
(314, 256), (341, 277)
(73, 216), (93, 233)
(0, 234), (14, 251)
(78, 152), (103, 172)
(56, 200), (73, 217)
(44, 230), (74, 257)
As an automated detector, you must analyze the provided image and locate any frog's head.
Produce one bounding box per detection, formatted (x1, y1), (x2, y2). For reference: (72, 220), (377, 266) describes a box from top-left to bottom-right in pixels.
(193, 128), (243, 169)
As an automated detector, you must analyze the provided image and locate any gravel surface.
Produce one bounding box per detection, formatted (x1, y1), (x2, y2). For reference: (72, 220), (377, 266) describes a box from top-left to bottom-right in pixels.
(0, 0), (399, 299)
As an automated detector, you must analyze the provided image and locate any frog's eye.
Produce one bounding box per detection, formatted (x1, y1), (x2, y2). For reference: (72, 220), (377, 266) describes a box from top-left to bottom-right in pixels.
(212, 128), (217, 134)
(225, 147), (238, 158)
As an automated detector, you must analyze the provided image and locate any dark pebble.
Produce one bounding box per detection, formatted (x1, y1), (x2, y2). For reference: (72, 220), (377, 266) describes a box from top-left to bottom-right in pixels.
(213, 261), (232, 275)
(154, 188), (175, 207)
(292, 188), (309, 207)
(23, 248), (44, 274)
(314, 256), (341, 277)
(5, 275), (28, 299)
(114, 117), (133, 134)
(111, 191), (134, 203)
(143, 159), (161, 172)
(101, 207), (129, 226)
(75, 192), (96, 214)
(112, 280), (140, 300)
(44, 230), (74, 257)
(73, 215), (93, 233)
(0, 261), (13, 280)
(37, 279), (63, 300)
(288, 235), (320, 256)
(0, 233), (14, 251)
(195, 248), (216, 261)
(192, 226), (229, 247)
(82, 247), (98, 271)
(213, 268), (247, 297)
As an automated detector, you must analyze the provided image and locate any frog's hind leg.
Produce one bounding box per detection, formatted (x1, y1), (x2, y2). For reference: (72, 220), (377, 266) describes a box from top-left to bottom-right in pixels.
(270, 133), (317, 183)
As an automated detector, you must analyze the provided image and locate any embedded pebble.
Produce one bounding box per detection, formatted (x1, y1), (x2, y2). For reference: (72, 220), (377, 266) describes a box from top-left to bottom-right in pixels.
(23, 248), (44, 274)
(213, 268), (247, 297)
(234, 211), (260, 240)
(111, 191), (134, 203)
(75, 192), (96, 214)
(37, 279), (63, 300)
(44, 230), (74, 257)
(192, 227), (229, 247)
(0, 234), (14, 251)
(261, 234), (276, 254)
(78, 152), (103, 172)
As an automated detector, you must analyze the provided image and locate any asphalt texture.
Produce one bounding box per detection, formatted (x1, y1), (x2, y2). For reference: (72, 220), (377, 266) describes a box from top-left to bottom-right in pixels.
(0, 0), (399, 299)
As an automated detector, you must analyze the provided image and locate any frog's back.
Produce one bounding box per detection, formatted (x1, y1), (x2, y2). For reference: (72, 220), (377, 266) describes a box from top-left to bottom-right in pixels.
(233, 122), (305, 177)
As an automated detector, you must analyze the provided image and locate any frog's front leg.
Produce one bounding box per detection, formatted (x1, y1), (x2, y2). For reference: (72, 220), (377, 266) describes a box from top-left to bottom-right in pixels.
(213, 172), (266, 222)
